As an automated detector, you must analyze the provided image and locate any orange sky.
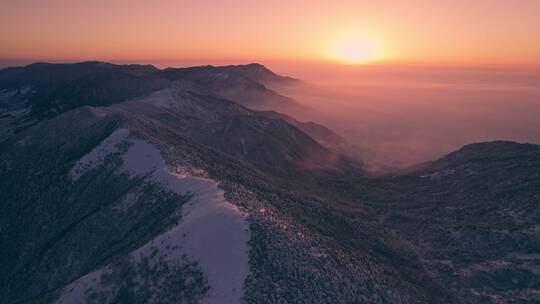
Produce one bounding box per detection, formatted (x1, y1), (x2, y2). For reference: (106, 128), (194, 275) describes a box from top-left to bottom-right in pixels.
(1, 0), (540, 65)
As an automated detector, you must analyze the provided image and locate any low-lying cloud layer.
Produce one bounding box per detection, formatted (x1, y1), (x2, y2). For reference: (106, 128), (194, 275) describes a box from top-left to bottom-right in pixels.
(271, 63), (540, 172)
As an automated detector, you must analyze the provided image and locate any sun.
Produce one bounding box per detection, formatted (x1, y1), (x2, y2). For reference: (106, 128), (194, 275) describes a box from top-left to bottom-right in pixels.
(327, 32), (382, 64)
(335, 39), (377, 63)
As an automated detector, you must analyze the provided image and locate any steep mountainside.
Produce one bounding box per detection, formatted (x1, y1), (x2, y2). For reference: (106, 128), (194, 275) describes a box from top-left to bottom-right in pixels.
(1, 62), (538, 304)
(160, 64), (302, 112)
(0, 62), (302, 142)
(323, 141), (540, 303)
(259, 110), (349, 152)
(383, 142), (540, 303)
(0, 104), (453, 304)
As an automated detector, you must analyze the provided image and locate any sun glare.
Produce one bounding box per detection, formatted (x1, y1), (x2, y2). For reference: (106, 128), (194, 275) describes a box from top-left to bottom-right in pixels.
(327, 32), (382, 64)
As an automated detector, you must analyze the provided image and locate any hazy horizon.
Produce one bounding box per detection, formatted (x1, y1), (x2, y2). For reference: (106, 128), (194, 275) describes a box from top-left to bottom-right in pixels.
(2, 58), (538, 171)
(266, 62), (540, 171)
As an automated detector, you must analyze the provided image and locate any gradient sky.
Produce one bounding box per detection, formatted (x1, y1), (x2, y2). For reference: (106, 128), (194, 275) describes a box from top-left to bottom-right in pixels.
(1, 0), (540, 65)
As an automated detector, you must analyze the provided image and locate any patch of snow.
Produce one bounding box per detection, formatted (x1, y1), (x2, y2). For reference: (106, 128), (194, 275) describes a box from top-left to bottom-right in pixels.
(134, 82), (198, 110)
(111, 191), (141, 213)
(420, 169), (456, 180)
(137, 87), (180, 109)
(85, 106), (110, 117)
(131, 175), (250, 304)
(119, 138), (164, 177)
(215, 73), (230, 80)
(119, 137), (251, 304)
(70, 128), (130, 180)
(55, 267), (109, 304)
(62, 128), (251, 304)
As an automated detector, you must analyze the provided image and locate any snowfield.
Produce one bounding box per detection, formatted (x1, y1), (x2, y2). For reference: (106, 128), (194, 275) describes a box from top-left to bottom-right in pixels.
(60, 128), (251, 304)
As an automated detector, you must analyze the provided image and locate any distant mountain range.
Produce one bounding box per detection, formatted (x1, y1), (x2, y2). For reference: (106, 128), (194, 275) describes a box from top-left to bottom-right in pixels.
(0, 62), (538, 304)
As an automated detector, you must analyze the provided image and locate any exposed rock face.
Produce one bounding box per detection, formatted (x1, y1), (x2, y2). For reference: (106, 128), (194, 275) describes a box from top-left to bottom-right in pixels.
(0, 62), (538, 304)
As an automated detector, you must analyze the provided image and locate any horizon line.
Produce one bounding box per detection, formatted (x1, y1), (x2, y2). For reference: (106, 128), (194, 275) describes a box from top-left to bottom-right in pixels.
(2, 57), (540, 70)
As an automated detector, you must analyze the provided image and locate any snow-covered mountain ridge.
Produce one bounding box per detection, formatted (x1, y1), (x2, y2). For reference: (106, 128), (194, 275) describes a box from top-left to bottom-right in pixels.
(0, 62), (538, 304)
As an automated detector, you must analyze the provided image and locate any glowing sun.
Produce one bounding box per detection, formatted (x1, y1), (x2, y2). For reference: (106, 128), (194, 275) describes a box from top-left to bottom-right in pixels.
(328, 33), (382, 64)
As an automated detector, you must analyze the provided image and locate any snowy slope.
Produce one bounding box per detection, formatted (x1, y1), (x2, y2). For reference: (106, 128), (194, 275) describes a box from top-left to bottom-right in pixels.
(58, 128), (250, 304)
